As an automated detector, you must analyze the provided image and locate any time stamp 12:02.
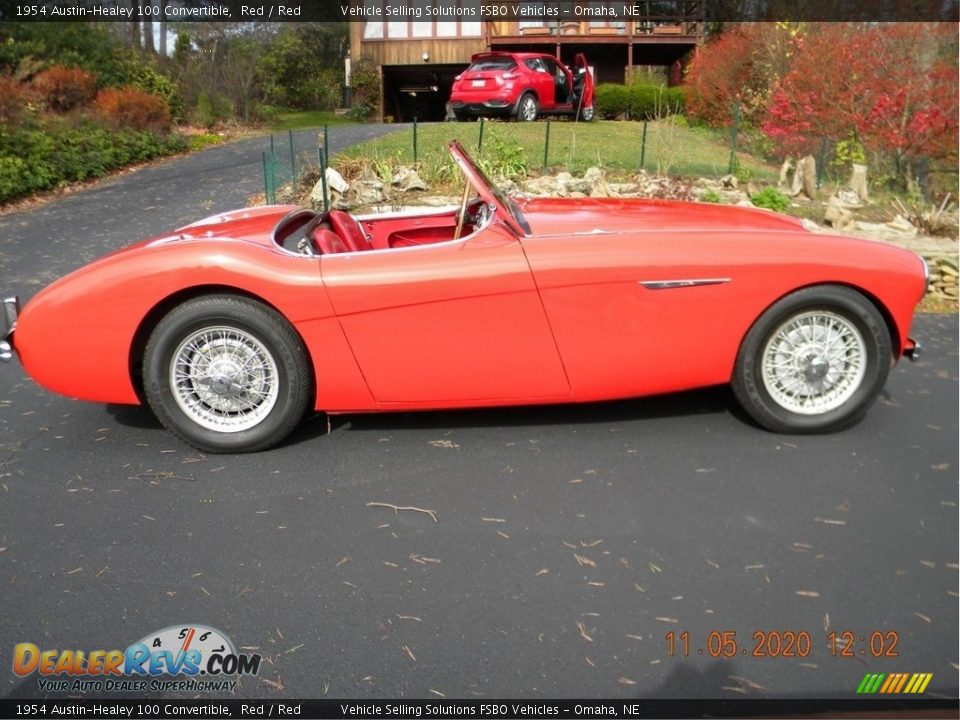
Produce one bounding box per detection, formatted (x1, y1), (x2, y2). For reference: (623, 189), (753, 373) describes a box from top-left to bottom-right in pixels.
(665, 630), (900, 658)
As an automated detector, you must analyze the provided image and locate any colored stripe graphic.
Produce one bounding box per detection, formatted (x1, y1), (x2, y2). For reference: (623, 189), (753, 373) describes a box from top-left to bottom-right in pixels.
(857, 673), (932, 694)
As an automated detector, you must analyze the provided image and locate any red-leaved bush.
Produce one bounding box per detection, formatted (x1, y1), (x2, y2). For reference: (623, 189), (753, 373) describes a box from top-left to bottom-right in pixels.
(31, 65), (97, 113)
(0, 75), (28, 126)
(761, 23), (958, 178)
(684, 23), (795, 127)
(94, 86), (172, 131)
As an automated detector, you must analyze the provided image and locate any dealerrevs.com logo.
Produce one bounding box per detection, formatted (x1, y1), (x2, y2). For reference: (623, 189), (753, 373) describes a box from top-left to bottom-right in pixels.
(13, 624), (261, 693)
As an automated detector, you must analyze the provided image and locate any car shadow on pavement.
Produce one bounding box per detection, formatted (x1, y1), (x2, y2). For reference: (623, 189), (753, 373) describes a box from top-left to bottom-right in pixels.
(286, 385), (751, 448)
(103, 385), (752, 452)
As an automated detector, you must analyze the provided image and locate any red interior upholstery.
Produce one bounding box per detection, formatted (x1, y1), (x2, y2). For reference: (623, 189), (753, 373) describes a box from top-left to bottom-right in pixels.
(312, 228), (346, 255)
(327, 210), (372, 253)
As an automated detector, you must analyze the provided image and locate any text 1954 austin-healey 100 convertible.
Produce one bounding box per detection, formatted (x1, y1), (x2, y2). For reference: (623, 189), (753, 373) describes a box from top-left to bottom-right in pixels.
(0, 141), (927, 453)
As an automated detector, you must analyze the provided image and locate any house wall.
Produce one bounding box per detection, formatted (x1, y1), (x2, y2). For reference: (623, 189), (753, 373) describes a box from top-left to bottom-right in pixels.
(349, 20), (700, 120)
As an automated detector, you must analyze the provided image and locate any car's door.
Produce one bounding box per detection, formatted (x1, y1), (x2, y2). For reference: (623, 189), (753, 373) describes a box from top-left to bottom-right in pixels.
(524, 57), (555, 109)
(571, 53), (594, 110)
(320, 225), (570, 405)
(542, 57), (572, 107)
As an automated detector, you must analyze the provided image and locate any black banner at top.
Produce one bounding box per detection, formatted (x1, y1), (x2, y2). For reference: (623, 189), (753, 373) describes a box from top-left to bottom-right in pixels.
(0, 0), (957, 23)
(0, 697), (958, 719)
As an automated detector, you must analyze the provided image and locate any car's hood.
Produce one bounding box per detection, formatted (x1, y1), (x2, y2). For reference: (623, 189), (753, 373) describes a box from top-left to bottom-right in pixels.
(520, 197), (809, 236)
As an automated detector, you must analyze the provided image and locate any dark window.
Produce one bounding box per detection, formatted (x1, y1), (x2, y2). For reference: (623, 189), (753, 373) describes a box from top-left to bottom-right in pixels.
(469, 56), (518, 71)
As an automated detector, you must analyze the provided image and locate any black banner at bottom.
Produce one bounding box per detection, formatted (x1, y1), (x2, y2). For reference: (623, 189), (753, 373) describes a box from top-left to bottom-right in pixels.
(1, 698), (957, 719)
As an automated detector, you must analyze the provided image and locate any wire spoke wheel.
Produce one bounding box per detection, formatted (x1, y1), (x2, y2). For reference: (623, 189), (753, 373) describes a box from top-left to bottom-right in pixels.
(144, 295), (312, 453)
(171, 326), (280, 432)
(732, 286), (891, 434)
(761, 311), (867, 415)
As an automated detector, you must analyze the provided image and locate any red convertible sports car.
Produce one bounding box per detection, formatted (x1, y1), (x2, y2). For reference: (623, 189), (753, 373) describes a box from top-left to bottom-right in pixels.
(1, 141), (926, 453)
(450, 51), (594, 122)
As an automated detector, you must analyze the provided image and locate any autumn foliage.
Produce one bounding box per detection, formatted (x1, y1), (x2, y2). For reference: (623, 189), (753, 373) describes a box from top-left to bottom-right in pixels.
(685, 23), (958, 185)
(31, 65), (97, 113)
(0, 75), (27, 125)
(94, 86), (172, 131)
(684, 23), (794, 127)
(761, 22), (958, 179)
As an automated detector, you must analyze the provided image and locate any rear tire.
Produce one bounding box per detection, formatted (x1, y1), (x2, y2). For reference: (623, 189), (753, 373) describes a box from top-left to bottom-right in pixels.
(143, 295), (312, 453)
(516, 93), (539, 122)
(732, 286), (891, 433)
(578, 104), (595, 122)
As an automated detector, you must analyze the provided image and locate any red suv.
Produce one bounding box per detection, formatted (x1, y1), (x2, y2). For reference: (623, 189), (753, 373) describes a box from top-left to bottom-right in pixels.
(450, 52), (594, 122)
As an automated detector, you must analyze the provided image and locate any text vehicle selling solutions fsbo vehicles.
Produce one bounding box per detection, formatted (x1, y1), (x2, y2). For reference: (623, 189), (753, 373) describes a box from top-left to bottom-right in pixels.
(0, 142), (927, 453)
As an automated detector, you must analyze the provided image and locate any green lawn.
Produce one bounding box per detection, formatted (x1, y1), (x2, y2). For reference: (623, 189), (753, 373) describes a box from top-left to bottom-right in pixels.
(335, 119), (779, 185)
(268, 110), (356, 131)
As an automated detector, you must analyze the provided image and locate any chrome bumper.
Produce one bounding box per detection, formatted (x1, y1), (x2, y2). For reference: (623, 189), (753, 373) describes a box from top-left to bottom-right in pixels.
(0, 295), (19, 363)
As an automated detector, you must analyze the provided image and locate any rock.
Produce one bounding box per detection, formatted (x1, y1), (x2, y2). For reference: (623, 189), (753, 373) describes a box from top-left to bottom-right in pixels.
(849, 163), (869, 202)
(350, 179), (387, 206)
(391, 167), (428, 192)
(887, 214), (918, 235)
(721, 174), (738, 189)
(778, 157), (794, 189)
(825, 194), (855, 229)
(836, 188), (863, 207)
(609, 182), (640, 195)
(735, 199), (754, 207)
(800, 154), (817, 199)
(308, 181), (327, 208)
(326, 167), (349, 194)
(583, 167), (604, 183)
(524, 175), (558, 196)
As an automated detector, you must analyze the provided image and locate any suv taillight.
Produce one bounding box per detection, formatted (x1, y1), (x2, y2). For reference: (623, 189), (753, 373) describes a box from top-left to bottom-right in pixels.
(501, 72), (518, 81)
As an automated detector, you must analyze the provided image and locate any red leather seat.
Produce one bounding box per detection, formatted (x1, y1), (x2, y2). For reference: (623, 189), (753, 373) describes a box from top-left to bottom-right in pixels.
(312, 228), (346, 255)
(327, 210), (372, 253)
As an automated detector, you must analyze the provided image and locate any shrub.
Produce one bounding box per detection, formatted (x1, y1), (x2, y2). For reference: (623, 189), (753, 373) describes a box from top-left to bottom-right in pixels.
(0, 75), (27, 126)
(125, 59), (185, 122)
(94, 86), (171, 131)
(348, 56), (380, 121)
(192, 91), (232, 129)
(628, 83), (684, 120)
(750, 187), (790, 212)
(0, 119), (186, 204)
(701, 188), (722, 203)
(31, 65), (96, 112)
(594, 84), (630, 119)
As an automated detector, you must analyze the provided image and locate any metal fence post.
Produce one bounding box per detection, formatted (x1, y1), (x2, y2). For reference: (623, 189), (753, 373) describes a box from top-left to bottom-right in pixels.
(478, 117), (485, 152)
(542, 119), (551, 172)
(323, 125), (329, 174)
(288, 129), (296, 181)
(318, 149), (329, 212)
(817, 137), (828, 189)
(639, 120), (648, 170)
(262, 152), (270, 204)
(728, 99), (741, 175)
(413, 117), (418, 164)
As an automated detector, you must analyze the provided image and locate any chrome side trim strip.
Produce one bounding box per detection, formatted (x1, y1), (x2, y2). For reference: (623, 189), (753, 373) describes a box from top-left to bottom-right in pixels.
(639, 278), (732, 290)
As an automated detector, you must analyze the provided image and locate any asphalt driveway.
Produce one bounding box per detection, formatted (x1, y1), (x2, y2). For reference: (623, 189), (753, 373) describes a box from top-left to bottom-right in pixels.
(0, 129), (957, 703)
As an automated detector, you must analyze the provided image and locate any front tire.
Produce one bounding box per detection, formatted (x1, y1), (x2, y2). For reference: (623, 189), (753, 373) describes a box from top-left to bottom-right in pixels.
(143, 295), (312, 453)
(732, 286), (891, 433)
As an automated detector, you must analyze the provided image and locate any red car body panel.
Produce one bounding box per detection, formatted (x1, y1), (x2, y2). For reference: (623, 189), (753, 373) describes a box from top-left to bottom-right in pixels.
(11, 143), (926, 419)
